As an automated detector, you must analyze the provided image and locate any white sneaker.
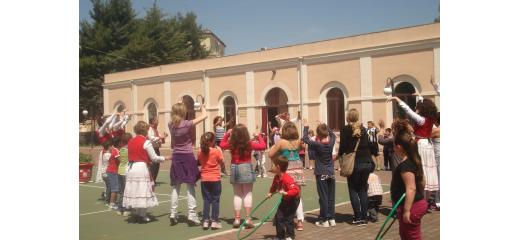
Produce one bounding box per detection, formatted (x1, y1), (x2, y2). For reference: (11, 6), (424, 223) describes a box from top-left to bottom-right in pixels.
(188, 215), (201, 225)
(211, 221), (222, 229)
(286, 237), (293, 240)
(257, 174), (262, 178)
(328, 219), (336, 227)
(202, 220), (210, 230)
(315, 220), (330, 228)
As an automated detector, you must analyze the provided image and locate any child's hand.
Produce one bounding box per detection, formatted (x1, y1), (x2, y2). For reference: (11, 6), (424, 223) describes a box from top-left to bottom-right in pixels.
(302, 118), (308, 127)
(266, 192), (273, 198)
(278, 190), (287, 196)
(164, 155), (172, 161)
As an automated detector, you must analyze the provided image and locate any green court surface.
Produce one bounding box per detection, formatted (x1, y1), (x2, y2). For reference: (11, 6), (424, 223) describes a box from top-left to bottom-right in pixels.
(80, 169), (389, 240)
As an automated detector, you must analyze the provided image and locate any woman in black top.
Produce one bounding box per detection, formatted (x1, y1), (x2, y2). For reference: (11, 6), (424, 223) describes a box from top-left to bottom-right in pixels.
(337, 109), (374, 225)
(391, 127), (428, 240)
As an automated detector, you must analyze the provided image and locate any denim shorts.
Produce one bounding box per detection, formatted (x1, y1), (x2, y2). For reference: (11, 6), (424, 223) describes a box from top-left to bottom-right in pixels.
(107, 172), (119, 193)
(230, 163), (256, 184)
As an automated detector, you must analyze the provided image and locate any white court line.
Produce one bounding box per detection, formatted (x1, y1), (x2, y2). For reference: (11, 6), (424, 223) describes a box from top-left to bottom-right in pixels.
(191, 191), (391, 240)
(79, 199), (179, 216)
(79, 184), (174, 197)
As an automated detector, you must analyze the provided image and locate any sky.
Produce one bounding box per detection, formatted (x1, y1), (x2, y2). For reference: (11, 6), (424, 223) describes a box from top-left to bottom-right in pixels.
(79, 0), (440, 55)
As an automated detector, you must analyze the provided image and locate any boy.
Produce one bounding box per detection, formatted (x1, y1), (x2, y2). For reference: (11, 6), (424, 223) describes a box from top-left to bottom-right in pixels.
(302, 119), (336, 228)
(267, 156), (301, 240)
(106, 137), (121, 211)
(117, 133), (132, 216)
(367, 172), (383, 222)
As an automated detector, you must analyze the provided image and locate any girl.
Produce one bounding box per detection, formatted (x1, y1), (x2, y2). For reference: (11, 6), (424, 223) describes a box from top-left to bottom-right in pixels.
(213, 116), (230, 176)
(389, 96), (439, 208)
(268, 122), (305, 231)
(337, 109), (373, 226)
(95, 113), (117, 184)
(147, 116), (168, 184)
(220, 124), (266, 228)
(391, 130), (428, 239)
(106, 137), (121, 210)
(168, 102), (208, 226)
(252, 133), (267, 178)
(98, 139), (113, 205)
(302, 120), (336, 228)
(123, 121), (170, 223)
(431, 112), (440, 209)
(307, 129), (316, 170)
(198, 132), (225, 230)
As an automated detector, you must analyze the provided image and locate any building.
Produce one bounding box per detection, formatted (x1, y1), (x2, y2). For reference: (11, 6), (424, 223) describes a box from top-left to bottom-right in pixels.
(201, 29), (226, 58)
(103, 23), (440, 146)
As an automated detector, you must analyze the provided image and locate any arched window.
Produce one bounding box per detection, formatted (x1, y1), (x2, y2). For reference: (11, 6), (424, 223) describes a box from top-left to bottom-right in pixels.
(223, 96), (236, 125)
(394, 82), (416, 119)
(265, 87), (288, 128)
(326, 88), (345, 131)
(147, 102), (157, 124)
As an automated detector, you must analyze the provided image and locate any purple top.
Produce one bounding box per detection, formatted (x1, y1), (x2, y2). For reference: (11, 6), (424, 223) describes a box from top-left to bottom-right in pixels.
(168, 120), (194, 153)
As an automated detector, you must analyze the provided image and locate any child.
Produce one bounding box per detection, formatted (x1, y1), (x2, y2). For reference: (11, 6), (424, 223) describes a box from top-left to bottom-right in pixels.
(267, 156), (301, 240)
(220, 124), (266, 228)
(198, 132), (225, 230)
(378, 128), (395, 171)
(106, 137), (121, 210)
(168, 102), (208, 226)
(268, 122), (305, 231)
(99, 139), (112, 205)
(252, 132), (267, 178)
(302, 119), (336, 227)
(367, 172), (383, 222)
(213, 116), (230, 176)
(117, 133), (132, 216)
(95, 113), (117, 184)
(307, 129), (316, 170)
(123, 121), (169, 223)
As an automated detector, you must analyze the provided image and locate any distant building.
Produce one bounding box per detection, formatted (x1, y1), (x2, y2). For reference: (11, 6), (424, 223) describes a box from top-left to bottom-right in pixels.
(201, 29), (226, 57)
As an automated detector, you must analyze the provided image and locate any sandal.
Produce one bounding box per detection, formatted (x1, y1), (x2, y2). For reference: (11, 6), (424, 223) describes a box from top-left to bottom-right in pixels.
(296, 220), (304, 231)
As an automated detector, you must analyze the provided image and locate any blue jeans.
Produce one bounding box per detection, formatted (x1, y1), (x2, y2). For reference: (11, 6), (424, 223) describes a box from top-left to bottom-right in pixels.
(316, 175), (336, 220)
(347, 162), (372, 221)
(201, 181), (222, 221)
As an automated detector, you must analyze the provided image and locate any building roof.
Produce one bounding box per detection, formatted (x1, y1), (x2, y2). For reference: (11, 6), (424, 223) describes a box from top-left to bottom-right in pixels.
(202, 29), (226, 47)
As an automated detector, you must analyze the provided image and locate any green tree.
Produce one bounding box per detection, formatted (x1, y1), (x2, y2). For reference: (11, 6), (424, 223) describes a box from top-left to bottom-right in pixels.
(79, 0), (209, 122)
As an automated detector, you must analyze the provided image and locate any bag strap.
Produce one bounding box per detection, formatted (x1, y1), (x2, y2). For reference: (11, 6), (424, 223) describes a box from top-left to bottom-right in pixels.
(353, 138), (361, 152)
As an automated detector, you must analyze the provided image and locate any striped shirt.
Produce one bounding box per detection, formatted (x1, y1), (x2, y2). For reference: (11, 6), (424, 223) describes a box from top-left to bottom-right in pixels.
(215, 126), (225, 140)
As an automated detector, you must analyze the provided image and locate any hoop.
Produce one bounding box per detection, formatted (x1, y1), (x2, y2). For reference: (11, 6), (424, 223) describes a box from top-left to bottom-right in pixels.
(236, 194), (283, 240)
(374, 193), (406, 240)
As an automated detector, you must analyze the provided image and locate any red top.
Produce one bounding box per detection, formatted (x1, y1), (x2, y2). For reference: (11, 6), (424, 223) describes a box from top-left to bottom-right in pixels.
(198, 147), (224, 181)
(219, 132), (266, 164)
(106, 148), (120, 173)
(96, 130), (112, 144)
(413, 117), (435, 138)
(128, 135), (150, 163)
(112, 129), (125, 138)
(269, 172), (300, 201)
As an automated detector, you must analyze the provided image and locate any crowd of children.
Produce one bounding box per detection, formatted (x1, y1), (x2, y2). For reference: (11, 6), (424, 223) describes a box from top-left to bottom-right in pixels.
(89, 90), (440, 240)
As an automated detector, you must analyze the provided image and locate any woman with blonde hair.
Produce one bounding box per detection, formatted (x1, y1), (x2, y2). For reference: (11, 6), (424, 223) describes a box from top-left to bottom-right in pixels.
(337, 109), (374, 226)
(168, 102), (207, 226)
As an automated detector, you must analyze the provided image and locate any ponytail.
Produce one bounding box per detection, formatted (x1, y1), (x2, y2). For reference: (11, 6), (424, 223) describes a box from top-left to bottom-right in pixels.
(395, 131), (425, 189)
(200, 132), (215, 156)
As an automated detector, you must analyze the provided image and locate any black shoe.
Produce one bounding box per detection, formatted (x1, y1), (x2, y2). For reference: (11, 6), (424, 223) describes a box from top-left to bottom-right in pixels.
(170, 217), (178, 226)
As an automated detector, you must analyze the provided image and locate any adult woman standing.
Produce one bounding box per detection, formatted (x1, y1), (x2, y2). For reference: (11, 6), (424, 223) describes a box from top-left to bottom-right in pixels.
(388, 96), (439, 208)
(337, 109), (374, 225)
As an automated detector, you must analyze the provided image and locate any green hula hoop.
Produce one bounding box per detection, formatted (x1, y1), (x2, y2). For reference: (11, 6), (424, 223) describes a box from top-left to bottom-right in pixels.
(375, 193), (406, 240)
(236, 194), (283, 240)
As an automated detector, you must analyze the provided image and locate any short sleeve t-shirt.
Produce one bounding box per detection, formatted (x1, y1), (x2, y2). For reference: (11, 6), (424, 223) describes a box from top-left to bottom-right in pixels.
(117, 147), (128, 175)
(198, 147), (224, 182)
(106, 148), (120, 174)
(390, 159), (424, 204)
(169, 120), (194, 153)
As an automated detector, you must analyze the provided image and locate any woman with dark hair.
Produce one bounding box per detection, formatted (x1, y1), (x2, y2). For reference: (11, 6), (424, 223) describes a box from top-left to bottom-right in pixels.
(391, 129), (428, 239)
(337, 109), (374, 226)
(389, 95), (439, 210)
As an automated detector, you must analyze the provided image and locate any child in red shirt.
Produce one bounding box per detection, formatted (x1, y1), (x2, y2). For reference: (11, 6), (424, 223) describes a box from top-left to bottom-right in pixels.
(106, 137), (121, 211)
(198, 132), (225, 230)
(267, 156), (301, 240)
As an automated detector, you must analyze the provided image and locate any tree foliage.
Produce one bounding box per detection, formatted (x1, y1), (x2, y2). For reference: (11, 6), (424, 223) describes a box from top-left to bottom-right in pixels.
(79, 0), (209, 121)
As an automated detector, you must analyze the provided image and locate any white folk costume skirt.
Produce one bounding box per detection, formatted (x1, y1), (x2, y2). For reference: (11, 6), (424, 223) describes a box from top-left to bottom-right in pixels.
(123, 162), (159, 209)
(417, 139), (439, 191)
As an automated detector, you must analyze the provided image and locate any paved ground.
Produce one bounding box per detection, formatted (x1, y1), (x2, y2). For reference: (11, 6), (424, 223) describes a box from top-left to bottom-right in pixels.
(80, 146), (439, 240)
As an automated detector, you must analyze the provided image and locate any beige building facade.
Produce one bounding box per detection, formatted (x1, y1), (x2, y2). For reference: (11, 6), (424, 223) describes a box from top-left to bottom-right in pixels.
(103, 23), (440, 146)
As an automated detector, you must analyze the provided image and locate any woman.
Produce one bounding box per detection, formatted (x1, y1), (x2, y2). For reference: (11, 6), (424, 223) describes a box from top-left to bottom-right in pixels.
(389, 95), (439, 208)
(123, 121), (171, 223)
(391, 129), (428, 239)
(268, 122), (305, 231)
(337, 109), (373, 226)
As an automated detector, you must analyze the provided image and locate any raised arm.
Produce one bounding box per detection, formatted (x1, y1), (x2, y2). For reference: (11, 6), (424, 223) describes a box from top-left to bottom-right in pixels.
(99, 113), (116, 136)
(192, 104), (208, 126)
(250, 134), (266, 150)
(302, 126), (319, 147)
(219, 131), (231, 150)
(390, 97), (425, 125)
(378, 134), (394, 145)
(328, 129), (337, 147)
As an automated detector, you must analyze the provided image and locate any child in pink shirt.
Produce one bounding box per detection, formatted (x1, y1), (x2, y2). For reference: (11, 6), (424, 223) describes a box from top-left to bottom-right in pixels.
(198, 132), (225, 230)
